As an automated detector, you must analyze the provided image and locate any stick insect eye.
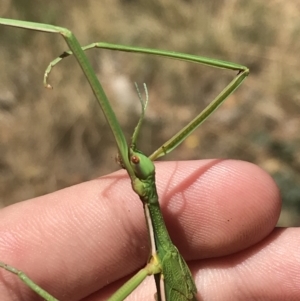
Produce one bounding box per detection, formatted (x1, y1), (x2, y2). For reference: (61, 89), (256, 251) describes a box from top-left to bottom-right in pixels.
(131, 155), (140, 164)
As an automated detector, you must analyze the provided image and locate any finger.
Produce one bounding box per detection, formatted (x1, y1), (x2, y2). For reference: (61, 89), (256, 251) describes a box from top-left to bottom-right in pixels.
(0, 160), (280, 300)
(193, 227), (300, 301)
(158, 159), (281, 258)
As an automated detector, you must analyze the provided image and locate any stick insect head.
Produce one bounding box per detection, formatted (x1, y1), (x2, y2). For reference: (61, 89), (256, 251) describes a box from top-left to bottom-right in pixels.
(129, 148), (155, 181)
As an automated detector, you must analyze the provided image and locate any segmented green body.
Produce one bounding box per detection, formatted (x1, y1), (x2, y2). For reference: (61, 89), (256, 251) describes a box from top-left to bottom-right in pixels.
(130, 149), (197, 300)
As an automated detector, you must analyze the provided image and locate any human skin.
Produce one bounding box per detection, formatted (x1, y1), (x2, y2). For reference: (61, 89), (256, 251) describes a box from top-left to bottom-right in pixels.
(0, 160), (299, 301)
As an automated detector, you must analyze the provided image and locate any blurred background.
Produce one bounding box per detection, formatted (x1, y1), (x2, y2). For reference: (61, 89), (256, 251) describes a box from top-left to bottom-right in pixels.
(0, 0), (299, 225)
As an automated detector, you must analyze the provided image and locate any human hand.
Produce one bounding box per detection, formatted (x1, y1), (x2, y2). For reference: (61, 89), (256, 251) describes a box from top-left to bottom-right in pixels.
(0, 160), (298, 300)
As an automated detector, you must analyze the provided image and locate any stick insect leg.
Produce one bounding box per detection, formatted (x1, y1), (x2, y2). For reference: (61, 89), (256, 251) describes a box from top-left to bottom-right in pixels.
(95, 44), (249, 160)
(107, 259), (161, 301)
(0, 260), (161, 301)
(43, 42), (249, 161)
(0, 262), (59, 301)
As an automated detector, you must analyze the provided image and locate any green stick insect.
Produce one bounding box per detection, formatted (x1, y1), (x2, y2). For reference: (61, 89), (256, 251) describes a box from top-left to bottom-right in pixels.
(0, 18), (249, 301)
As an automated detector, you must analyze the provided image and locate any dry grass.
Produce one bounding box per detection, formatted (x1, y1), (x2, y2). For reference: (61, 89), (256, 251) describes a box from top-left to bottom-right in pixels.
(0, 0), (300, 225)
